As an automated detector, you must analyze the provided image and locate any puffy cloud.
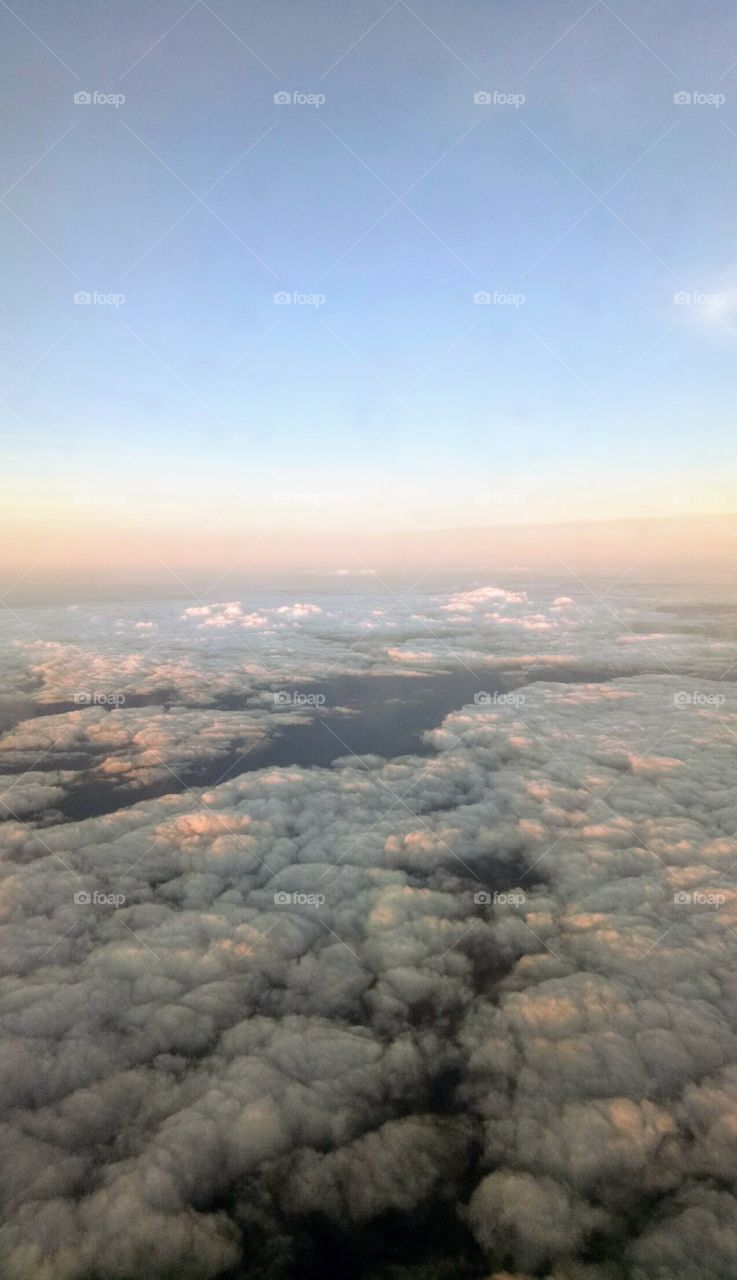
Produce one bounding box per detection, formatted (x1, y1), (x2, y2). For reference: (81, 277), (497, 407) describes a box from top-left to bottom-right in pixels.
(1, 583), (737, 1277)
(0, 705), (315, 821)
(182, 600), (322, 628)
(0, 771), (73, 822)
(467, 1171), (608, 1271)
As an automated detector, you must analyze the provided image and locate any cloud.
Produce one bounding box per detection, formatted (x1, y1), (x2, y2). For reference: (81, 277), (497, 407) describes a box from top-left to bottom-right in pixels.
(1, 583), (737, 1276)
(0, 705), (314, 819)
(3, 583), (734, 735)
(467, 1171), (609, 1271)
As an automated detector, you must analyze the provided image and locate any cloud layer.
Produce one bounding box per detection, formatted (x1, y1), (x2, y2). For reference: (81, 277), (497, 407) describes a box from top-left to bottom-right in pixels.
(1, 581), (737, 1278)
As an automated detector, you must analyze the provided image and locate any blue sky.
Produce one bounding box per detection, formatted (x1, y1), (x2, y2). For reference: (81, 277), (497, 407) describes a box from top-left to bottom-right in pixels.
(1, 0), (736, 571)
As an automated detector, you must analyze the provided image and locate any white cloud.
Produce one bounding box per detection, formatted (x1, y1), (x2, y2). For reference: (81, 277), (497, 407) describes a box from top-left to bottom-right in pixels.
(1, 583), (737, 1276)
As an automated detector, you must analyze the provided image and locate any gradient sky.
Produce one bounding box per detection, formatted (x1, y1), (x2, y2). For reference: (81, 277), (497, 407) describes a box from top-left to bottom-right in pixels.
(1, 0), (737, 584)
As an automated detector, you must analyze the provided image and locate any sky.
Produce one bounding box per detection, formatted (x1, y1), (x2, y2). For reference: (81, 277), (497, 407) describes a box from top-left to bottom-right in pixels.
(4, 10), (737, 1269)
(1, 0), (737, 589)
